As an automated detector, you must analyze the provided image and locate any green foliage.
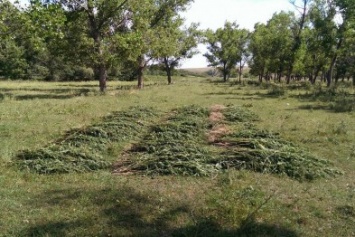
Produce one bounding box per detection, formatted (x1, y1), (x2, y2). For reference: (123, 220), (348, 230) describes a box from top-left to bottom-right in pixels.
(74, 67), (94, 80)
(0, 1), (29, 78)
(203, 22), (250, 81)
(249, 12), (294, 80)
(14, 106), (159, 174)
(266, 83), (288, 97)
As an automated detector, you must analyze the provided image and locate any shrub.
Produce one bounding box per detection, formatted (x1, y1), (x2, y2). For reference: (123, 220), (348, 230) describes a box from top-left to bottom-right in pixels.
(74, 67), (94, 80)
(266, 83), (287, 96)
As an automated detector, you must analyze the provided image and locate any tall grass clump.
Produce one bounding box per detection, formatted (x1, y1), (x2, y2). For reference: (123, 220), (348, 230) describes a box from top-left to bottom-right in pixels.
(14, 106), (159, 174)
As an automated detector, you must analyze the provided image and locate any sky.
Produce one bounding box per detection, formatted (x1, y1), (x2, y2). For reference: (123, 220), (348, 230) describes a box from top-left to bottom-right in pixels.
(180, 0), (295, 68)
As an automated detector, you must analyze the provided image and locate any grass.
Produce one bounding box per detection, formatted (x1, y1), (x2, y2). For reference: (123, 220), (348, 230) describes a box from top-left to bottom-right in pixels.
(0, 76), (354, 236)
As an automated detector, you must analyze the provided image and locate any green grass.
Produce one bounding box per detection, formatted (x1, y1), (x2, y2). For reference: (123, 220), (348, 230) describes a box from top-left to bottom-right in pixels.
(0, 77), (354, 236)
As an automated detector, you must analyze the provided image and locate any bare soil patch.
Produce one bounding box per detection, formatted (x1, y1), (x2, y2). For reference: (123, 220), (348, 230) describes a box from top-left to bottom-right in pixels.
(207, 104), (229, 143)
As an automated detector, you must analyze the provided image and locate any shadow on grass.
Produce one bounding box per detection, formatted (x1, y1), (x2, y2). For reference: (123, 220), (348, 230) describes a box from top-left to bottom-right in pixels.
(204, 91), (236, 96)
(290, 93), (355, 113)
(0, 87), (93, 100)
(173, 218), (299, 237)
(14, 94), (81, 100)
(22, 186), (299, 237)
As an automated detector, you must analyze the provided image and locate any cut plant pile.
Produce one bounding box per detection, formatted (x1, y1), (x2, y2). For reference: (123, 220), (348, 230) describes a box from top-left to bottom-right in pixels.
(14, 106), (159, 174)
(116, 105), (217, 176)
(213, 127), (343, 181)
(116, 105), (342, 181)
(14, 102), (342, 180)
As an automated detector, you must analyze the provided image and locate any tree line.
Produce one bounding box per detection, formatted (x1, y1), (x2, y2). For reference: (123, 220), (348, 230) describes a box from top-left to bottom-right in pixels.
(0, 0), (200, 91)
(1, 0), (355, 91)
(204, 0), (355, 87)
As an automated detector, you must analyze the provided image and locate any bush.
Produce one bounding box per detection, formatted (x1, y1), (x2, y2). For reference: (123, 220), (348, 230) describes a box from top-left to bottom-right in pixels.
(266, 83), (287, 96)
(74, 67), (94, 80)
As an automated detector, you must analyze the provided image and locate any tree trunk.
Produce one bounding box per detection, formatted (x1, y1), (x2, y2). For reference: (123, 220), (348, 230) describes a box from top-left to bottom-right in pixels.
(167, 68), (172, 84)
(164, 57), (172, 84)
(137, 66), (144, 89)
(98, 64), (107, 92)
(327, 36), (344, 87)
(137, 56), (146, 89)
(327, 56), (337, 87)
(238, 60), (243, 83)
(286, 68), (292, 84)
(223, 63), (228, 82)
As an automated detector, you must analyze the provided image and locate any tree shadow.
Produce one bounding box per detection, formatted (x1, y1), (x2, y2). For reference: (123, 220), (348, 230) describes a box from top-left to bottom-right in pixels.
(0, 93), (5, 101)
(0, 88), (92, 100)
(22, 186), (190, 236)
(172, 217), (299, 237)
(14, 94), (80, 100)
(60, 84), (99, 88)
(21, 185), (299, 237)
(0, 87), (87, 93)
(336, 205), (355, 219)
(290, 93), (355, 113)
(204, 91), (236, 96)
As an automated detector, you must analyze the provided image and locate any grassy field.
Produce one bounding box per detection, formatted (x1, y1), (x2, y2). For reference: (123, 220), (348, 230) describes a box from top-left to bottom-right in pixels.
(0, 76), (354, 236)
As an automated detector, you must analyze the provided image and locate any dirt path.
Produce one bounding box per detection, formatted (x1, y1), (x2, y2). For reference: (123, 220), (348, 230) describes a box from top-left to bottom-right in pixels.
(207, 105), (229, 143)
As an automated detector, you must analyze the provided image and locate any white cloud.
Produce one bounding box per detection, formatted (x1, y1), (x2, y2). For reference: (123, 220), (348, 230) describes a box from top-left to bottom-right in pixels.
(181, 0), (295, 68)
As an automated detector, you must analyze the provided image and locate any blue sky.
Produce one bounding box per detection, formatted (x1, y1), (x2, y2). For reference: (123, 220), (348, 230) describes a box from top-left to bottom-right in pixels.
(181, 0), (295, 68)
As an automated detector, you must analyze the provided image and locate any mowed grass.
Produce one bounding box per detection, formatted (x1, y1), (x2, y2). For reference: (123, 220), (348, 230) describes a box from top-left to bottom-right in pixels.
(0, 77), (354, 237)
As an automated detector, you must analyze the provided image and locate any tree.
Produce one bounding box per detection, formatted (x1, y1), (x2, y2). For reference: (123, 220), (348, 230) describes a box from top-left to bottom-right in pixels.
(40, 0), (130, 91)
(203, 21), (247, 82)
(325, 0), (355, 87)
(287, 0), (313, 83)
(236, 29), (250, 83)
(127, 0), (193, 89)
(26, 0), (69, 80)
(249, 12), (294, 82)
(0, 0), (28, 78)
(157, 23), (201, 84)
(249, 23), (269, 82)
